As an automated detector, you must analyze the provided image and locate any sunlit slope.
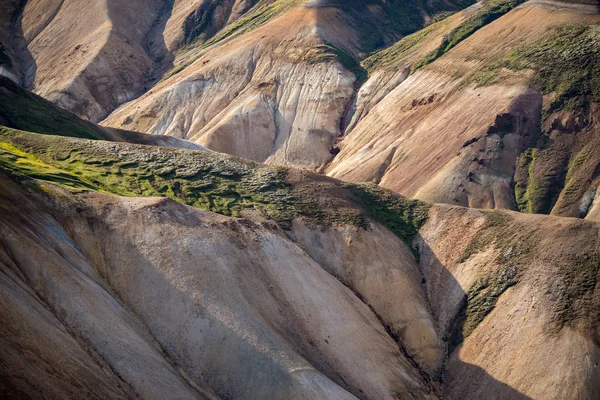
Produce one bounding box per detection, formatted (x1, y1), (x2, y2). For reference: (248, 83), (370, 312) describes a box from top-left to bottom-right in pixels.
(327, 0), (599, 218)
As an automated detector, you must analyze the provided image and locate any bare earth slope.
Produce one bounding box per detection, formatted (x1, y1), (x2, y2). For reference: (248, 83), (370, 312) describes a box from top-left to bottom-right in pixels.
(101, 0), (471, 170)
(327, 0), (600, 217)
(0, 128), (599, 399)
(1, 0), (275, 122)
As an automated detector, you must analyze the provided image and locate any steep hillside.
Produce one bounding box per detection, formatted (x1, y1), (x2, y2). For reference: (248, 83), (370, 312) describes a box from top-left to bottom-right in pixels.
(101, 0), (472, 170)
(0, 128), (598, 399)
(1, 0), (275, 122)
(326, 0), (600, 218)
(3, 0), (599, 217)
(2, 2), (600, 400)
(0, 76), (205, 149)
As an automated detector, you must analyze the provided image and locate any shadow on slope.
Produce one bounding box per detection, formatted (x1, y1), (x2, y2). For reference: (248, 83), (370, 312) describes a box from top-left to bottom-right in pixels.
(0, 77), (205, 150)
(0, 128), (537, 399)
(417, 238), (532, 399)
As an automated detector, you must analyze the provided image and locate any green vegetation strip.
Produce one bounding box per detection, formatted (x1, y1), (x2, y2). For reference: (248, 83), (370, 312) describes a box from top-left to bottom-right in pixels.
(514, 148), (538, 214)
(362, 18), (450, 73)
(162, 0), (304, 82)
(0, 128), (429, 247)
(413, 0), (525, 71)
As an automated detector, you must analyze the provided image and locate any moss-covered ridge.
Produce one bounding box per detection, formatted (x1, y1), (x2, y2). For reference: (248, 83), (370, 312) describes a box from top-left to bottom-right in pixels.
(477, 23), (600, 115)
(0, 128), (430, 247)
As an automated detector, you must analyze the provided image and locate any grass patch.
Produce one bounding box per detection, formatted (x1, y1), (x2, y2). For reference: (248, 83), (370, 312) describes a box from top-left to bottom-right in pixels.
(0, 128), (431, 249)
(0, 142), (97, 191)
(412, 0), (525, 72)
(505, 24), (600, 116)
(0, 128), (294, 218)
(468, 23), (600, 116)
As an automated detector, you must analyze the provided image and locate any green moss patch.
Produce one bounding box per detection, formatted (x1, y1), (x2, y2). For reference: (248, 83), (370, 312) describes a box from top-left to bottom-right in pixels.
(514, 148), (539, 213)
(0, 128), (296, 219)
(346, 182), (431, 247)
(470, 23), (600, 116)
(505, 24), (600, 115)
(0, 128), (431, 249)
(413, 0), (525, 72)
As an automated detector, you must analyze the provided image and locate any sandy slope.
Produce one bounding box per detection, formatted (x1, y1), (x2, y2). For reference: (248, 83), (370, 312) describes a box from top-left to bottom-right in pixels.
(0, 172), (437, 400)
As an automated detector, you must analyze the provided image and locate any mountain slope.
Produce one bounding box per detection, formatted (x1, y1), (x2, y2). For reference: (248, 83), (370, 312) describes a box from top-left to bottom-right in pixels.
(3, 0), (599, 218)
(0, 75), (206, 149)
(0, 128), (599, 399)
(101, 0), (472, 170)
(2, 0), (470, 125)
(326, 0), (600, 217)
(1, 0), (273, 122)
